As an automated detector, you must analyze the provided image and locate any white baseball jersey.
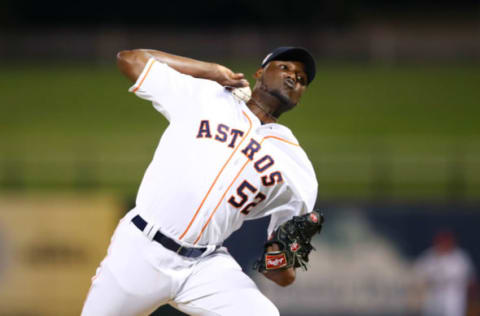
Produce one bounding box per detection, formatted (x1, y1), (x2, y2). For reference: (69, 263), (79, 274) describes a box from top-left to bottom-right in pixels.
(129, 57), (318, 248)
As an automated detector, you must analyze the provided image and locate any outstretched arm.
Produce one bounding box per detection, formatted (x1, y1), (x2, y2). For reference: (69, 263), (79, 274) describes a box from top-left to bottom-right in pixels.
(116, 49), (249, 88)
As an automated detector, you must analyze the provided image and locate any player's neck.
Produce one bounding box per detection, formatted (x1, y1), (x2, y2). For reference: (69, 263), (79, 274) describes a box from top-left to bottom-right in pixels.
(247, 90), (281, 124)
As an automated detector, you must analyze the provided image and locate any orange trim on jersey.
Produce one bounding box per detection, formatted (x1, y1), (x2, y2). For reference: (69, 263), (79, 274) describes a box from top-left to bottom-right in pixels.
(191, 135), (299, 244)
(193, 158), (251, 245)
(193, 136), (266, 244)
(178, 111), (253, 240)
(132, 59), (156, 93)
(263, 135), (299, 147)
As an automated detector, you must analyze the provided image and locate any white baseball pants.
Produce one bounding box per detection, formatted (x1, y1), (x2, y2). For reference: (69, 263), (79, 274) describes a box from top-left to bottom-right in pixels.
(81, 211), (279, 316)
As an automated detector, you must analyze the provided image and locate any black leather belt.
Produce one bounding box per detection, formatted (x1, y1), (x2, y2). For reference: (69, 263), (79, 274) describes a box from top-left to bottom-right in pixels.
(131, 215), (212, 258)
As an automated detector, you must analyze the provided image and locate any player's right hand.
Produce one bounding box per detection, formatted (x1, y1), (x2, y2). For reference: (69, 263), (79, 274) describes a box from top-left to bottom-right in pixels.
(212, 64), (249, 88)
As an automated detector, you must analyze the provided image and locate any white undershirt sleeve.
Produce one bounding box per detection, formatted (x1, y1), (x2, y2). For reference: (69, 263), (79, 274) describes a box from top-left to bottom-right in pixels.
(267, 199), (309, 238)
(265, 145), (318, 237)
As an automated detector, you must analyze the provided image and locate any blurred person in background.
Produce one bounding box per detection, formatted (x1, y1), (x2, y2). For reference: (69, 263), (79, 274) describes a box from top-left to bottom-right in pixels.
(414, 230), (477, 316)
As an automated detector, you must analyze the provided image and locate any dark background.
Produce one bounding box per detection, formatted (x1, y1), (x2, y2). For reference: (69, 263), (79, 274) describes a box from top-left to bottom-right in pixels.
(1, 1), (479, 315)
(3, 1), (480, 27)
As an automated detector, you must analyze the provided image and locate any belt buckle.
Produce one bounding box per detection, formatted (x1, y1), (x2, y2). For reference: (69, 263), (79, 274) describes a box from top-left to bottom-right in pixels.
(176, 245), (184, 254)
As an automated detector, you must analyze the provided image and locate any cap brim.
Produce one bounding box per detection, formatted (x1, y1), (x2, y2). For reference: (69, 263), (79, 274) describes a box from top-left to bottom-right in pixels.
(262, 47), (316, 84)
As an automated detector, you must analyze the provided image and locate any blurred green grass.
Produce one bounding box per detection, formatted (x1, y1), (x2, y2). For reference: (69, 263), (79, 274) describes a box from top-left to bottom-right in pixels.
(1, 62), (479, 201)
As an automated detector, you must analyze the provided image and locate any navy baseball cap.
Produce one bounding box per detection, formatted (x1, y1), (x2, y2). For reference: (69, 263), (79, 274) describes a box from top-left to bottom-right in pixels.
(261, 47), (316, 85)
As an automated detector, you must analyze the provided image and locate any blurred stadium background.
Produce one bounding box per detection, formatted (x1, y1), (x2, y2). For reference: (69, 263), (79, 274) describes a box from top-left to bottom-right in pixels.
(0, 1), (479, 315)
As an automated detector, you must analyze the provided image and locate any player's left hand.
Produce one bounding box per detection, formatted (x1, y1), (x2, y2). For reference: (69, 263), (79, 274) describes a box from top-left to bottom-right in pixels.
(211, 64), (249, 88)
(254, 210), (324, 273)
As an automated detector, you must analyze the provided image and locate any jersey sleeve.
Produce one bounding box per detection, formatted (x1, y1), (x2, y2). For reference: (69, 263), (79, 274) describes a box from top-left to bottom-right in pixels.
(128, 57), (223, 122)
(265, 146), (318, 237)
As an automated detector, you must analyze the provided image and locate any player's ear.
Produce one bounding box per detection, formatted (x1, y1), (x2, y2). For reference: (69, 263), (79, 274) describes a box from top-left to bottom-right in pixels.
(253, 68), (263, 79)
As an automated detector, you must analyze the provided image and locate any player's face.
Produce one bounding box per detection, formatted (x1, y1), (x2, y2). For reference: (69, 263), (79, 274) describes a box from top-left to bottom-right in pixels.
(256, 60), (308, 109)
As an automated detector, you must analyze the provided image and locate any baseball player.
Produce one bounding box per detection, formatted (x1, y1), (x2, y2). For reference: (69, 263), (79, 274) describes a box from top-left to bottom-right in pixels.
(81, 46), (322, 316)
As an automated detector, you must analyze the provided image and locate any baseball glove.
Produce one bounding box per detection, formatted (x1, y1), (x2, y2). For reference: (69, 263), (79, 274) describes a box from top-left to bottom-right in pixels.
(254, 211), (324, 272)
